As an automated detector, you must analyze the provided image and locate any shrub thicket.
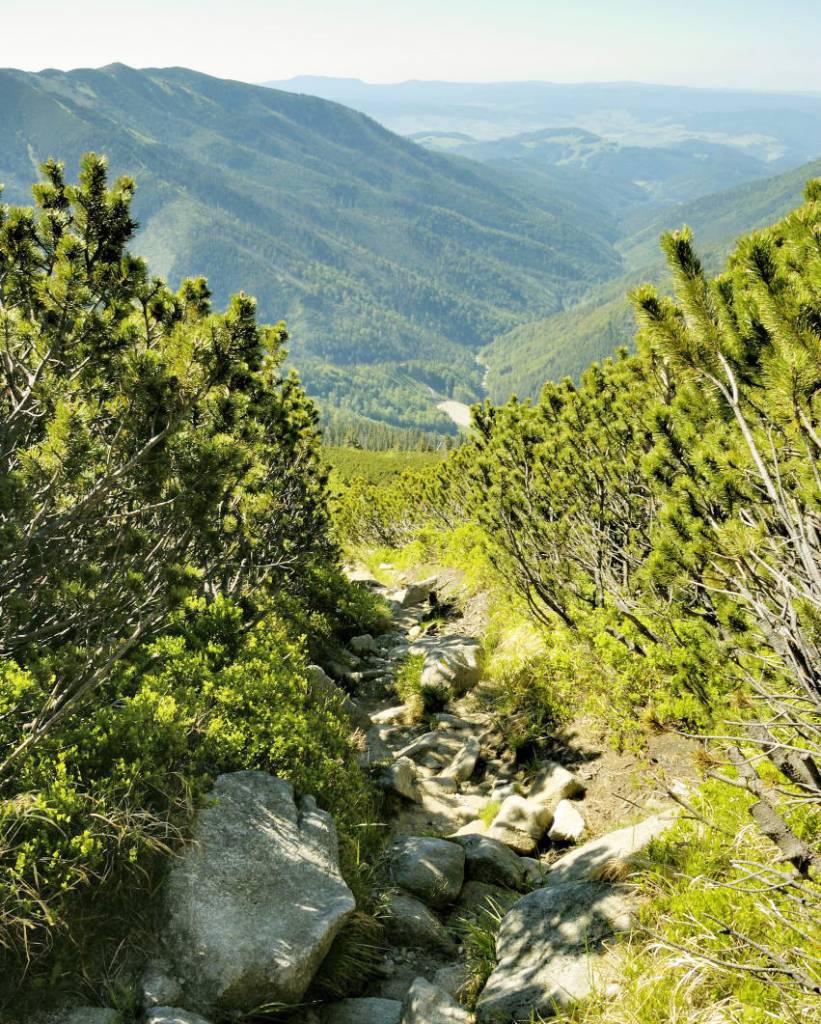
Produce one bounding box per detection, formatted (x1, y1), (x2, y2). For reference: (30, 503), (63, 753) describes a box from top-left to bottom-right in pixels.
(335, 182), (821, 1014)
(0, 157), (382, 1003)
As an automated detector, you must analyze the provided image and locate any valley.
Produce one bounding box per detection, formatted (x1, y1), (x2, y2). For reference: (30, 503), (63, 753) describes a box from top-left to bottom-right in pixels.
(3, 66), (821, 435)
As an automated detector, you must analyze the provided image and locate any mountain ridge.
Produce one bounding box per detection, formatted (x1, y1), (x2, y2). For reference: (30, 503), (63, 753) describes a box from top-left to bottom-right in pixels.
(0, 63), (622, 431)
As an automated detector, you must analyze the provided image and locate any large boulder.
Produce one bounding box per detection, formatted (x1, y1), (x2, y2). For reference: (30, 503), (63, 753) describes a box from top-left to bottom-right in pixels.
(320, 997), (402, 1024)
(389, 837), (465, 907)
(396, 731), (465, 763)
(548, 810), (677, 886)
(475, 882), (633, 1022)
(451, 835), (528, 891)
(402, 977), (474, 1023)
(162, 772), (355, 1015)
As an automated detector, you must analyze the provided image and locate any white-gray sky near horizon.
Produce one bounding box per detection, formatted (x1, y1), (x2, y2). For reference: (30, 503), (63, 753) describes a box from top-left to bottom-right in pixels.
(2, 0), (820, 93)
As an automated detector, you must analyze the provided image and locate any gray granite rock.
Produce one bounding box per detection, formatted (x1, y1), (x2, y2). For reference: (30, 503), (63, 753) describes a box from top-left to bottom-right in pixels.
(381, 892), (457, 954)
(146, 1010), (213, 1024)
(548, 800), (586, 844)
(451, 834), (527, 891)
(389, 837), (465, 907)
(548, 811), (677, 886)
(475, 882), (632, 1022)
(162, 772), (354, 1015)
(402, 977), (474, 1023)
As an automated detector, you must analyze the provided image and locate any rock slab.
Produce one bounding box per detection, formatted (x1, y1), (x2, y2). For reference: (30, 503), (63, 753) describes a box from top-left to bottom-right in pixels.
(162, 771), (355, 1014)
(548, 811), (677, 885)
(475, 882), (632, 1022)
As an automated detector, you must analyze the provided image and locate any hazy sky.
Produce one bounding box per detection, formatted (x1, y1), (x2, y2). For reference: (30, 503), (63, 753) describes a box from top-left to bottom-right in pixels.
(3, 0), (820, 92)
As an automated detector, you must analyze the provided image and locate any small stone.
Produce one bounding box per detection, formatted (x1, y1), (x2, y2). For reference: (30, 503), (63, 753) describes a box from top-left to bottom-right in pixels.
(451, 819), (488, 838)
(141, 961), (184, 1008)
(372, 705), (408, 725)
(440, 736), (480, 782)
(380, 757), (420, 801)
(433, 713), (472, 730)
(422, 775), (458, 795)
(351, 634), (379, 654)
(527, 762), (584, 812)
(433, 963), (471, 999)
(519, 856), (544, 887)
(548, 800), (586, 844)
(485, 794), (552, 853)
(396, 731), (464, 761)
(146, 1011), (213, 1024)
(390, 581), (432, 608)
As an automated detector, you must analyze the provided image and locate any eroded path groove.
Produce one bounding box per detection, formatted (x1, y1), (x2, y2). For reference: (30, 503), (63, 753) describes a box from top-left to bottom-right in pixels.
(311, 570), (684, 1024)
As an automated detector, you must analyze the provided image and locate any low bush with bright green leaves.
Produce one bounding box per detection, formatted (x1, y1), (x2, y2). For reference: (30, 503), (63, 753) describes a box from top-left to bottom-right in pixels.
(0, 594), (382, 1009)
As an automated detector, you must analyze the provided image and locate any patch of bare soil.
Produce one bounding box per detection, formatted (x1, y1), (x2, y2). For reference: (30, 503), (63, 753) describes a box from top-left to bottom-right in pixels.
(549, 714), (702, 838)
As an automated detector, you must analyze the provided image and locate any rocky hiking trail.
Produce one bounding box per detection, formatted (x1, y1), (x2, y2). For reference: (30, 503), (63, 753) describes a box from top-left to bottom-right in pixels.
(305, 568), (686, 1024)
(113, 571), (693, 1024)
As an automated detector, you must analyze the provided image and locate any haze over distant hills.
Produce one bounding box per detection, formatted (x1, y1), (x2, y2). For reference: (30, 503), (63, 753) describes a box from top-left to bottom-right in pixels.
(408, 126), (776, 206)
(266, 77), (821, 160)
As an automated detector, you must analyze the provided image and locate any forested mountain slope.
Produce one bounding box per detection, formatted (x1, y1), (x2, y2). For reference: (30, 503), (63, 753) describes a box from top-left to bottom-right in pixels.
(0, 64), (622, 430)
(412, 126), (774, 206)
(621, 154), (821, 267)
(484, 158), (821, 399)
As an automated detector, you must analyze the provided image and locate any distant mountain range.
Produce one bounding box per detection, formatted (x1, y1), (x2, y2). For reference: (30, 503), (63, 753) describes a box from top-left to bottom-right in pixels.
(266, 77), (821, 162)
(408, 126), (776, 206)
(1, 66), (819, 432)
(0, 64), (628, 431)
